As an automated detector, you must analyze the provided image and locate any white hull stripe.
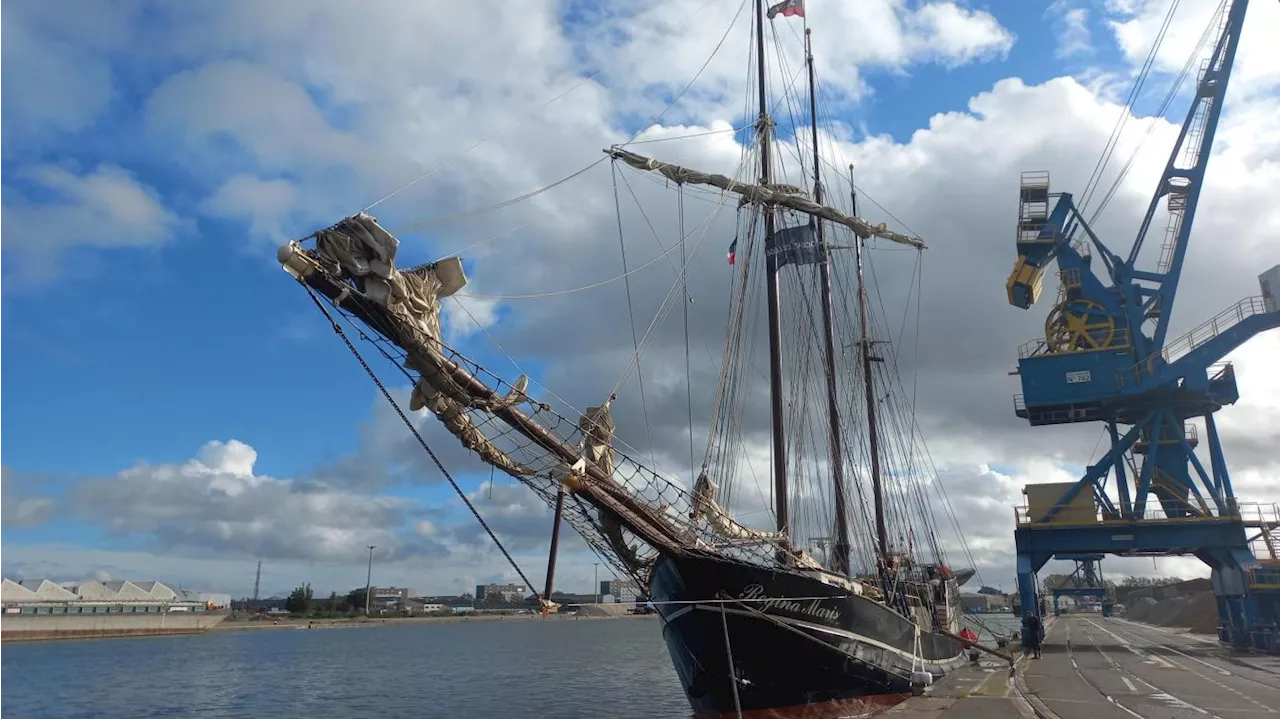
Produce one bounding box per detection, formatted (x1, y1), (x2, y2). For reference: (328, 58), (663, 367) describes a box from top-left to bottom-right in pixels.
(663, 603), (966, 669)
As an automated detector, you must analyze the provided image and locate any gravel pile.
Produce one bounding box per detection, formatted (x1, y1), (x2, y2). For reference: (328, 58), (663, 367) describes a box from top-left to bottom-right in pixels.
(1126, 591), (1218, 635)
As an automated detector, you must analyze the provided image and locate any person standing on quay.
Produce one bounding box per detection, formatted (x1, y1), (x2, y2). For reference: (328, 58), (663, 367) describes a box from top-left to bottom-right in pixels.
(1022, 611), (1043, 659)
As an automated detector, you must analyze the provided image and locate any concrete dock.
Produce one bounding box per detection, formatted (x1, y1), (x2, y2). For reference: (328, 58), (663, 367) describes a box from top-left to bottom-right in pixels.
(883, 615), (1280, 719)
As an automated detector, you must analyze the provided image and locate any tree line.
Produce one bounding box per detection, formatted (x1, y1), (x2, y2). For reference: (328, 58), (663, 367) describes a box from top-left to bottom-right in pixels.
(282, 584), (378, 616)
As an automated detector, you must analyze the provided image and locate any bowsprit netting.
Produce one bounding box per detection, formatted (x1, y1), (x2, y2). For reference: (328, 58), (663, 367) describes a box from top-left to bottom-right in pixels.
(282, 212), (805, 589)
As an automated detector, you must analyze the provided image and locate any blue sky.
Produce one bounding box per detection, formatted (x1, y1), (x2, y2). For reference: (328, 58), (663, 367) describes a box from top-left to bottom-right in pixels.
(4, 0), (1278, 598)
(0, 0), (1088, 474)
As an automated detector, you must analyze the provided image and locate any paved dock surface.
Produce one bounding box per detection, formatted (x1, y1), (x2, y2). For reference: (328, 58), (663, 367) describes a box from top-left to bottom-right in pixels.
(1022, 615), (1279, 718)
(883, 615), (1280, 719)
(881, 651), (1030, 719)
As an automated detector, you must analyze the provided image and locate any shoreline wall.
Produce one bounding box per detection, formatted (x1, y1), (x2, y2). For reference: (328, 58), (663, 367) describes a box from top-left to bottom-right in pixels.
(2, 611), (228, 643)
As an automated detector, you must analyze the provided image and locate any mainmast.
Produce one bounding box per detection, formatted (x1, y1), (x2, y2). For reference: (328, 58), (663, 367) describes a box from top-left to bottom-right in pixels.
(850, 165), (889, 562)
(806, 28), (851, 576)
(756, 0), (789, 537)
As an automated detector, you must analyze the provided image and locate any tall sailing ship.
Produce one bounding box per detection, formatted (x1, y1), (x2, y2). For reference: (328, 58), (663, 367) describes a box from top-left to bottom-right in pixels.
(277, 0), (977, 713)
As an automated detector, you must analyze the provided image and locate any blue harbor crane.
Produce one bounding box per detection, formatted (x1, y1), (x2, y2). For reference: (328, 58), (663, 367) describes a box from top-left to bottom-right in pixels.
(1005, 0), (1280, 652)
(1049, 554), (1113, 617)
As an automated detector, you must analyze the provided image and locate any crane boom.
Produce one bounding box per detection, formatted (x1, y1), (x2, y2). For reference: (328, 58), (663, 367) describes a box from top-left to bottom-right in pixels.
(1125, 0), (1250, 350)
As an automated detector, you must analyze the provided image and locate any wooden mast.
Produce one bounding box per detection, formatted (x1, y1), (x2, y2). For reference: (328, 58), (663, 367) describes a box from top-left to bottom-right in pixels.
(755, 0), (789, 537)
(806, 27), (852, 576)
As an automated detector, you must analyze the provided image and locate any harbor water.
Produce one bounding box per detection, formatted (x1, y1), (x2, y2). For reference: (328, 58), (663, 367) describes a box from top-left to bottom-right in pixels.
(962, 612), (1022, 643)
(2, 612), (1025, 718)
(2, 617), (688, 719)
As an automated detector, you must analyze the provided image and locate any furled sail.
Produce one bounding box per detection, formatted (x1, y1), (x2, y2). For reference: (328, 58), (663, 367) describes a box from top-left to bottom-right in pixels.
(310, 213), (534, 478)
(691, 473), (785, 542)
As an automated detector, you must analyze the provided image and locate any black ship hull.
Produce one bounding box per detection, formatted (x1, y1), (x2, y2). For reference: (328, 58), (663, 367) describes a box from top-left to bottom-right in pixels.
(649, 553), (967, 717)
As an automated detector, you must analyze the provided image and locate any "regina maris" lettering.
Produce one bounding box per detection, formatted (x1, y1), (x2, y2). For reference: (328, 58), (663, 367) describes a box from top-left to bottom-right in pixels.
(737, 584), (841, 622)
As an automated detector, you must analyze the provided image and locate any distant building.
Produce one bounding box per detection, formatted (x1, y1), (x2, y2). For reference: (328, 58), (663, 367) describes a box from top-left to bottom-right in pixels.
(475, 583), (525, 603)
(400, 599), (446, 615)
(370, 586), (416, 612)
(2, 578), (224, 615)
(600, 578), (641, 603)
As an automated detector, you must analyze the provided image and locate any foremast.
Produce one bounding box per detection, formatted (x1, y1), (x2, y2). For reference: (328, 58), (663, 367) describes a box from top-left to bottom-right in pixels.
(754, 0), (790, 538)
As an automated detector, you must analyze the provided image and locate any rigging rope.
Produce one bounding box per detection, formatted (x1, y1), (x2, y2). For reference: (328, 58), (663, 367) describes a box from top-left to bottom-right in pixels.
(442, 295), (648, 466)
(680, 185), (697, 481)
(356, 0), (743, 231)
(1078, 0), (1181, 215)
(426, 220), (537, 265)
(613, 162), (660, 468)
(361, 70), (610, 213)
(628, 125), (749, 145)
(602, 164), (740, 409)
(452, 218), (709, 299)
(407, 159), (607, 236)
(615, 166), (725, 378)
(1089, 0), (1225, 224)
(301, 285), (545, 605)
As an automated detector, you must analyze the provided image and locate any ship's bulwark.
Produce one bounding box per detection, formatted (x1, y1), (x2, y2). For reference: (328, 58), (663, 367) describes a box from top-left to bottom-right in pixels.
(649, 554), (966, 715)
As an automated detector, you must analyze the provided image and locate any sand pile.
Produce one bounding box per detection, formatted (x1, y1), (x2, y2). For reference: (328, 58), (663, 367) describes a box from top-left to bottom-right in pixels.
(574, 602), (636, 618)
(1127, 596), (1158, 622)
(1165, 592), (1219, 634)
(1146, 595), (1188, 625)
(1125, 587), (1219, 635)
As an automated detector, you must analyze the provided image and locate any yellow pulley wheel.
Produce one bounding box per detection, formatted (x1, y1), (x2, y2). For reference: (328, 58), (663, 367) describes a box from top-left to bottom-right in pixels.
(1044, 298), (1116, 353)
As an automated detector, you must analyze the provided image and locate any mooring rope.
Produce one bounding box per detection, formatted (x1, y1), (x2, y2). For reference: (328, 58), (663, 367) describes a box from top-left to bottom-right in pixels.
(721, 601), (745, 719)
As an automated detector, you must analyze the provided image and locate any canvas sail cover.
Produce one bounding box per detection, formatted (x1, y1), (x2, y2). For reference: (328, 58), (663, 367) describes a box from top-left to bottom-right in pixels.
(308, 213), (533, 478)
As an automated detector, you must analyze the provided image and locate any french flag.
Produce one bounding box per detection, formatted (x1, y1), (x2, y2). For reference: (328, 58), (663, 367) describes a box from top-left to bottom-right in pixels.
(727, 237), (738, 265)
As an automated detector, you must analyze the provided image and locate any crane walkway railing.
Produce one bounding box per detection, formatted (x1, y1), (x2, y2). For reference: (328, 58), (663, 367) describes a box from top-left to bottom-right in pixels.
(1013, 501), (1250, 526)
(1118, 296), (1268, 385)
(1243, 502), (1280, 563)
(1017, 327), (1132, 360)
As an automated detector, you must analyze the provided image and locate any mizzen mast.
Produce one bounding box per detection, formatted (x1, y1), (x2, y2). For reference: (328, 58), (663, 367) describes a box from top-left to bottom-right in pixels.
(806, 27), (852, 576)
(849, 164), (890, 564)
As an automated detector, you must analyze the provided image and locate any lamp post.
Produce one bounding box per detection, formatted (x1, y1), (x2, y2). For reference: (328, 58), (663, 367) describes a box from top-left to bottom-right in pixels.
(594, 562), (600, 604)
(365, 545), (376, 616)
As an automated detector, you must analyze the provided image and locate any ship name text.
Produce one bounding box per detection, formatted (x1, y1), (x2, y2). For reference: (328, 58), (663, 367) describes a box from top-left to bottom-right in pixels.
(737, 584), (841, 622)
